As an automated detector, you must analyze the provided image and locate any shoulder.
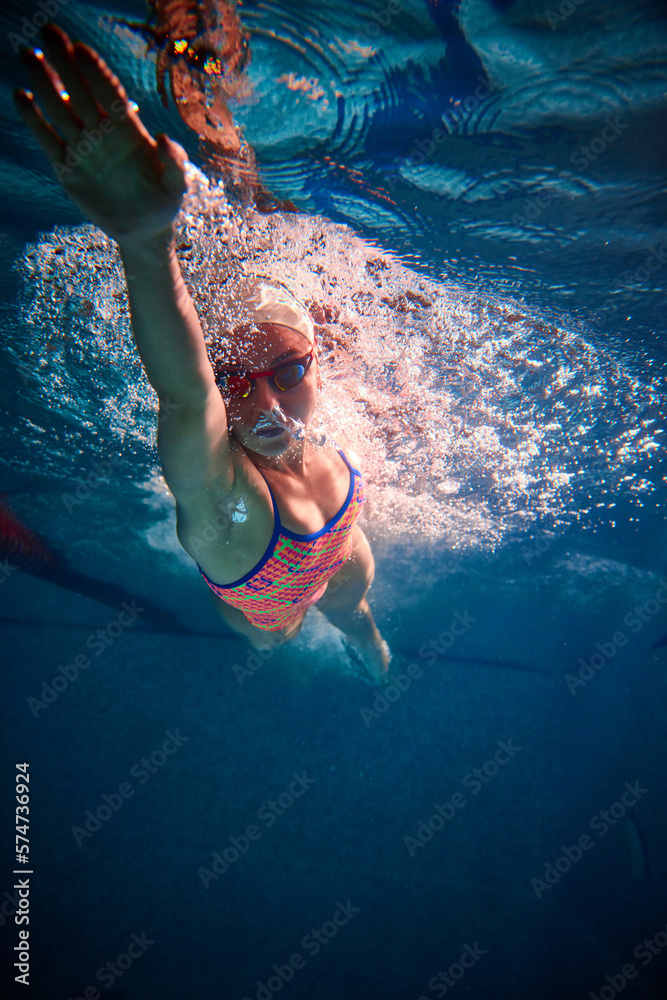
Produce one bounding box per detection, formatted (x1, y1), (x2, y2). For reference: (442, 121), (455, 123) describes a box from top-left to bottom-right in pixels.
(333, 431), (362, 473)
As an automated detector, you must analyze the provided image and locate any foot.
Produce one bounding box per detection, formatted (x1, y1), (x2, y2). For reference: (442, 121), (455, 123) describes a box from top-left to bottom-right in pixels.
(343, 633), (391, 685)
(321, 596), (391, 684)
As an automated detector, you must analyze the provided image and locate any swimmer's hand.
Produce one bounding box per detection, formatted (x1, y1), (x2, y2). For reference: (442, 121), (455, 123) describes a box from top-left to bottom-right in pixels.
(14, 24), (187, 249)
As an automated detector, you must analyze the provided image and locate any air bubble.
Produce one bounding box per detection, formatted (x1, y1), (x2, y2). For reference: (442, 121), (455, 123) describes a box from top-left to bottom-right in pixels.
(10, 163), (662, 547)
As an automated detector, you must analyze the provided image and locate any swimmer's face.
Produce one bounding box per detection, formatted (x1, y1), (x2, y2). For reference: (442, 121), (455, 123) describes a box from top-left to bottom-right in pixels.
(218, 323), (317, 457)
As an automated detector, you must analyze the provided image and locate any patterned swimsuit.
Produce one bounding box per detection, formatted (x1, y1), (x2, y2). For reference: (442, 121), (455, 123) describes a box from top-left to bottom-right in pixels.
(197, 450), (365, 630)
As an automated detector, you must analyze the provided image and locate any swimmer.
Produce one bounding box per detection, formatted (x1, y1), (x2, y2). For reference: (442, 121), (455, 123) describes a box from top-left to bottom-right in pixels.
(14, 24), (391, 682)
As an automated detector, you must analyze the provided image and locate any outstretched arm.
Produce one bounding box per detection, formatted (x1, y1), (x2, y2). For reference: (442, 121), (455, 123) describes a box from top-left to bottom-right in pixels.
(14, 25), (232, 499)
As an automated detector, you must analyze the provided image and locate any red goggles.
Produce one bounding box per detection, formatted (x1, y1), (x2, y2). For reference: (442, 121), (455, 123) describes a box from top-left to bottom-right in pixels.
(217, 348), (315, 399)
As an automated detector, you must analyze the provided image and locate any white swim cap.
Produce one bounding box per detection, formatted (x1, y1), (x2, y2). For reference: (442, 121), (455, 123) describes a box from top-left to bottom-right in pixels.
(217, 276), (314, 344)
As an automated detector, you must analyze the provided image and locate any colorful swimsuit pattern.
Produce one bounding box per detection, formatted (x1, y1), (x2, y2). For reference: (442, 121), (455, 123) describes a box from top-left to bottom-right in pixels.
(198, 450), (364, 631)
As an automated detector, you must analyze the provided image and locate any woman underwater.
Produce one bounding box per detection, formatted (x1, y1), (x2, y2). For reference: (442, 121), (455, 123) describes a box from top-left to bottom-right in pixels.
(14, 24), (391, 682)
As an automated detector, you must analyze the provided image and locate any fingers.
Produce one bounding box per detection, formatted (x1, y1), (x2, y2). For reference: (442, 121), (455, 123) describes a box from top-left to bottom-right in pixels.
(72, 42), (132, 121)
(155, 134), (188, 195)
(20, 46), (83, 144)
(13, 88), (65, 163)
(15, 24), (156, 177)
(40, 24), (102, 130)
(71, 41), (155, 146)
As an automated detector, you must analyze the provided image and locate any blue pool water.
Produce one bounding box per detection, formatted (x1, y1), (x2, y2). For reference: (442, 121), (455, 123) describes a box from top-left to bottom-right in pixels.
(1, 1), (666, 998)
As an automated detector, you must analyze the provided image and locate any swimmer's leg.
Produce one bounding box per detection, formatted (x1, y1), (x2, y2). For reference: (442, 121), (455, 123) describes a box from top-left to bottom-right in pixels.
(317, 526), (391, 683)
(208, 591), (305, 649)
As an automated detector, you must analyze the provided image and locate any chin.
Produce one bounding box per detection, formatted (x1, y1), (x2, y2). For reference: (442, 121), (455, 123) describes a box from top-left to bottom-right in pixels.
(256, 439), (291, 456)
(247, 431), (293, 456)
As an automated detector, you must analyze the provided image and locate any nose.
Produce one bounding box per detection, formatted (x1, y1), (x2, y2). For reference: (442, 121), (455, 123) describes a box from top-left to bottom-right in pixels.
(250, 377), (281, 414)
